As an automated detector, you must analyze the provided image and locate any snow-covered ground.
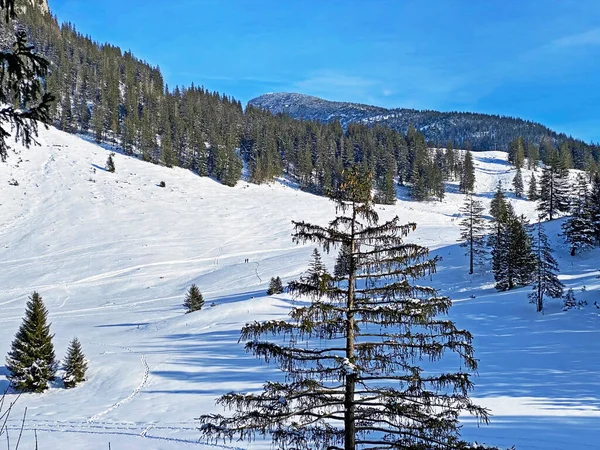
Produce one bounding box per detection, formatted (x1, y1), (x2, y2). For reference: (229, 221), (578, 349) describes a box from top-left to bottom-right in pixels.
(0, 126), (599, 449)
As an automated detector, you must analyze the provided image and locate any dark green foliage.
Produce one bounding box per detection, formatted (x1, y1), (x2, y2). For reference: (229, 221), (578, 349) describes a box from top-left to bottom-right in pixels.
(6, 292), (57, 392)
(333, 241), (352, 278)
(508, 137), (525, 169)
(563, 288), (578, 310)
(529, 219), (564, 312)
(587, 174), (600, 246)
(459, 192), (487, 274)
(183, 284), (204, 313)
(512, 167), (524, 198)
(298, 248), (331, 297)
(459, 149), (475, 193)
(106, 152), (115, 172)
(267, 276), (283, 295)
(0, 11), (54, 161)
(537, 152), (570, 220)
(562, 174), (595, 256)
(528, 172), (538, 201)
(62, 337), (87, 388)
(199, 167), (497, 450)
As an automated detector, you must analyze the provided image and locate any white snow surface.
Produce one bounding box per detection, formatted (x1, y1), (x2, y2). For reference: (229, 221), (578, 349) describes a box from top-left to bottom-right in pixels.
(0, 126), (599, 449)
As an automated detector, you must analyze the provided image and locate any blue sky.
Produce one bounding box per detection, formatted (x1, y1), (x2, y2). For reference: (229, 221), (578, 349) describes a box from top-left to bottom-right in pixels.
(48, 0), (600, 142)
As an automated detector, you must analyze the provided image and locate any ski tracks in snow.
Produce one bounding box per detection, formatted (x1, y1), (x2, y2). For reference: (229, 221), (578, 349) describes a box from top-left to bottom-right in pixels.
(87, 343), (149, 423)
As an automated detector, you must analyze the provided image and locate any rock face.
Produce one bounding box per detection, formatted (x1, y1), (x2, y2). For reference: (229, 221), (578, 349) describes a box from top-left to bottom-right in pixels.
(249, 92), (568, 152)
(16, 0), (49, 14)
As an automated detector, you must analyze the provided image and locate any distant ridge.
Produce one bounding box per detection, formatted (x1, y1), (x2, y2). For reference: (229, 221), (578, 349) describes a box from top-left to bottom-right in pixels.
(249, 92), (588, 152)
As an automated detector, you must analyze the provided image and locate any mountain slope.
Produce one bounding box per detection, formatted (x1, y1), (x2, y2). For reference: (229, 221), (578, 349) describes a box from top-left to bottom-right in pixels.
(0, 127), (599, 449)
(249, 92), (594, 153)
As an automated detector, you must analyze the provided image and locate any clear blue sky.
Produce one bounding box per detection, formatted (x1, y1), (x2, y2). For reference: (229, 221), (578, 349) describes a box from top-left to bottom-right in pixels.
(48, 0), (600, 142)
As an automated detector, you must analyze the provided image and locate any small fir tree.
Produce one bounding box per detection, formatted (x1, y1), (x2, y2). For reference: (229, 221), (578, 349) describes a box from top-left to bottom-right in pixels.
(106, 152), (116, 173)
(563, 288), (577, 310)
(512, 168), (524, 198)
(63, 337), (88, 388)
(562, 174), (595, 256)
(300, 248), (331, 296)
(267, 276), (284, 295)
(6, 292), (57, 392)
(183, 284), (204, 313)
(333, 242), (352, 278)
(528, 172), (539, 201)
(459, 192), (487, 274)
(528, 219), (564, 313)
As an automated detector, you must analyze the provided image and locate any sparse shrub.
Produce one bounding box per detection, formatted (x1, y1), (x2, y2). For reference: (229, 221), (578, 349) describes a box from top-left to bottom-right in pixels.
(183, 284), (205, 313)
(106, 152), (115, 172)
(267, 276), (284, 295)
(159, 181), (166, 187)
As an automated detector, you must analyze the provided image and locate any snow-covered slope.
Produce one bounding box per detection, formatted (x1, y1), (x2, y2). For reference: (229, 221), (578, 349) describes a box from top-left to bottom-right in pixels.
(0, 127), (599, 449)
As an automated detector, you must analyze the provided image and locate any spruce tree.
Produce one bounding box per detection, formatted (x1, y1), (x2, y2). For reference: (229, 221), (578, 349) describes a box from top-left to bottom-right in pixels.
(106, 152), (115, 172)
(587, 173), (600, 246)
(333, 241), (352, 278)
(528, 172), (538, 201)
(6, 292), (57, 392)
(300, 248), (331, 295)
(183, 284), (204, 313)
(62, 337), (88, 388)
(459, 192), (487, 274)
(459, 149), (475, 193)
(512, 167), (524, 198)
(493, 214), (536, 292)
(562, 174), (595, 256)
(537, 153), (570, 220)
(529, 218), (563, 312)
(199, 167), (498, 450)
(267, 276), (284, 295)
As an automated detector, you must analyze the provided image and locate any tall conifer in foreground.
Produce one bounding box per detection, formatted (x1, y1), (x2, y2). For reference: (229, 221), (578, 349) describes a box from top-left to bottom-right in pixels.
(63, 337), (88, 388)
(562, 174), (595, 256)
(198, 167), (497, 450)
(6, 292), (57, 392)
(459, 192), (487, 274)
(529, 219), (564, 313)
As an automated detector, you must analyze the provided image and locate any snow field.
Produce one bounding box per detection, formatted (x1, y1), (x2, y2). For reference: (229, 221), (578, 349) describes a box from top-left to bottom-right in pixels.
(0, 126), (599, 449)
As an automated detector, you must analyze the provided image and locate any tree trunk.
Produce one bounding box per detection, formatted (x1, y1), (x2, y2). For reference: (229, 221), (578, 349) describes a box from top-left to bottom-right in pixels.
(344, 203), (357, 450)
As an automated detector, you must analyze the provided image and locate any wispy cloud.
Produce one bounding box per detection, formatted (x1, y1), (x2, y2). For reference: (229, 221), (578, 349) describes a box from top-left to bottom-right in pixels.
(551, 28), (600, 49)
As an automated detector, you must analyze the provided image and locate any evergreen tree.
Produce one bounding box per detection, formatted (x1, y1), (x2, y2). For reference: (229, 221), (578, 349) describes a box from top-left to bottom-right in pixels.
(0, 11), (54, 161)
(106, 152), (115, 172)
(333, 241), (352, 278)
(508, 137), (525, 169)
(183, 284), (204, 313)
(199, 167), (497, 450)
(587, 173), (600, 246)
(62, 337), (88, 388)
(537, 153), (570, 220)
(300, 248), (331, 295)
(459, 149), (475, 193)
(563, 288), (578, 310)
(492, 214), (535, 291)
(528, 172), (538, 201)
(562, 174), (595, 256)
(6, 292), (57, 392)
(459, 192), (487, 274)
(267, 276), (284, 295)
(512, 167), (524, 198)
(528, 219), (564, 313)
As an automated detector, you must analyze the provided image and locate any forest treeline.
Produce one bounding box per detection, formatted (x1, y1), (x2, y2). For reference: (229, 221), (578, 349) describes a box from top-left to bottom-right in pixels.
(10, 4), (600, 199)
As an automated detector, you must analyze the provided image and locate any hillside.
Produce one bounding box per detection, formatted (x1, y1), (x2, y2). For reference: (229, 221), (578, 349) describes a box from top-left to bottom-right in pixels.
(0, 127), (599, 449)
(249, 92), (598, 154)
